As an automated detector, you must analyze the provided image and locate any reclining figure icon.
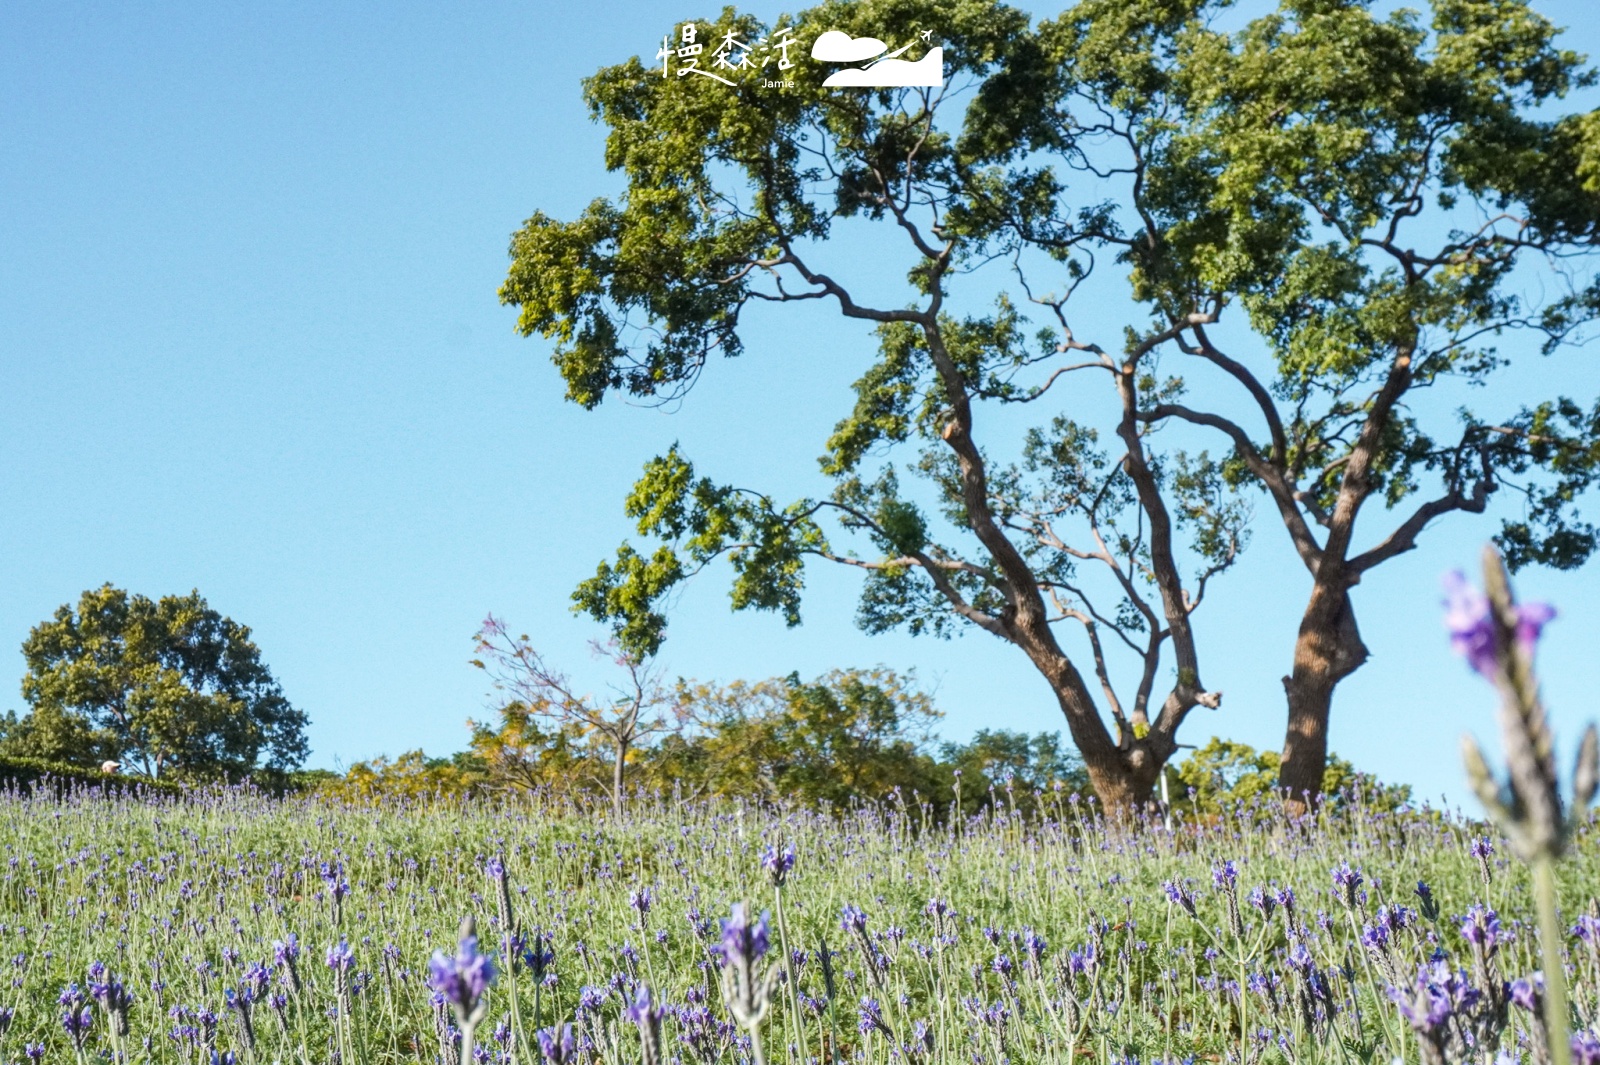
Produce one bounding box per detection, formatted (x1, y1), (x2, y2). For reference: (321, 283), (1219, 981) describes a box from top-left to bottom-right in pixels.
(811, 29), (944, 87)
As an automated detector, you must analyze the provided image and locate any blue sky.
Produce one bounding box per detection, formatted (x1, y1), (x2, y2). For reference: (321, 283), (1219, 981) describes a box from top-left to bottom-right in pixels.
(3, 0), (1598, 807)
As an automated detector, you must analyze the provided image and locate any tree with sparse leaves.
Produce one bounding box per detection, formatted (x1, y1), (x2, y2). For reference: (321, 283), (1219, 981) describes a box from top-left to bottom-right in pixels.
(471, 617), (677, 816)
(501, 0), (1600, 806)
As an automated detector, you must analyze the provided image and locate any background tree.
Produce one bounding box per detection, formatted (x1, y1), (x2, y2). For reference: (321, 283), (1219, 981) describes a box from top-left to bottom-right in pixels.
(972, 0), (1600, 801)
(501, 0), (1251, 808)
(939, 728), (1091, 815)
(324, 749), (482, 803)
(471, 616), (676, 815)
(464, 705), (599, 798)
(503, 0), (1600, 806)
(12, 584), (307, 780)
(1170, 737), (1412, 815)
(666, 666), (947, 807)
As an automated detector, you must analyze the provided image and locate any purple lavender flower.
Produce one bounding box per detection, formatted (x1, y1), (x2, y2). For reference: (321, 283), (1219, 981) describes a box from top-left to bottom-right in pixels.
(1510, 974), (1544, 1013)
(1443, 570), (1555, 678)
(58, 984), (92, 1050)
(1468, 835), (1497, 888)
(428, 934), (495, 1024)
(88, 967), (135, 1038)
(840, 905), (869, 936)
(624, 984), (664, 1026)
(1331, 863), (1363, 907)
(1460, 905), (1505, 953)
(628, 887), (653, 917)
(520, 932), (556, 981)
(1415, 880), (1440, 922)
(326, 940), (354, 972)
(857, 996), (890, 1036)
(1021, 929), (1047, 967)
(576, 985), (607, 1015)
(273, 935), (300, 967)
(625, 985), (665, 1065)
(716, 903), (770, 969)
(1162, 879), (1197, 918)
(905, 1018), (934, 1058)
(535, 1023), (576, 1065)
(1572, 1029), (1600, 1065)
(242, 962), (271, 998)
(1212, 861), (1238, 890)
(1389, 960), (1482, 1040)
(1247, 886), (1276, 919)
(760, 843), (797, 887)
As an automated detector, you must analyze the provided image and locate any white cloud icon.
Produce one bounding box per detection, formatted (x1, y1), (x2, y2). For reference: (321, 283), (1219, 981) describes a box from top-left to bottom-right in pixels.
(822, 48), (944, 88)
(811, 30), (888, 63)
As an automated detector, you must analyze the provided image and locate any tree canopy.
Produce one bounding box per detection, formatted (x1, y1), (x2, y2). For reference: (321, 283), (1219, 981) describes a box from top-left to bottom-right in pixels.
(8, 585), (307, 780)
(502, 0), (1600, 806)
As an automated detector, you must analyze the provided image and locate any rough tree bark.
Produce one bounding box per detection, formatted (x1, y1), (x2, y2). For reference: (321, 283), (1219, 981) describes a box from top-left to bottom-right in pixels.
(1279, 583), (1369, 804)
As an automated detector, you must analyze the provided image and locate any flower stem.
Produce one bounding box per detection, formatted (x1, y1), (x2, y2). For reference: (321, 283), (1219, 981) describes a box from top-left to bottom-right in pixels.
(1533, 857), (1572, 1065)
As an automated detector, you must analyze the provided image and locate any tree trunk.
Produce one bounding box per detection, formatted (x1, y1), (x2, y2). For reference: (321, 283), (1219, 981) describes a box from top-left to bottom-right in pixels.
(1043, 673), (1163, 809)
(612, 740), (628, 818)
(1079, 753), (1158, 810)
(1278, 582), (1368, 807)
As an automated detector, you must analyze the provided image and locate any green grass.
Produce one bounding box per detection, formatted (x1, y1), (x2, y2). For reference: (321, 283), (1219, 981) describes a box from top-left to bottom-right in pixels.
(0, 783), (1595, 1065)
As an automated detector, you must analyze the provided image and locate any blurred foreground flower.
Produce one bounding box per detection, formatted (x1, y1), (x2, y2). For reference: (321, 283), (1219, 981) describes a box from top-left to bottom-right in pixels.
(1447, 546), (1600, 1065)
(716, 904), (781, 1065)
(429, 917), (495, 1065)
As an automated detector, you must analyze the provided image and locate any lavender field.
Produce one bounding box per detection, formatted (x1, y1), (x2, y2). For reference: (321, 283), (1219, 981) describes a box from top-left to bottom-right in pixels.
(2, 785), (1597, 1065)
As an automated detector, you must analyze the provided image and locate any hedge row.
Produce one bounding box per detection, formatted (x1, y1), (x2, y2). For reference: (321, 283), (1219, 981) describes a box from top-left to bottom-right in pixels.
(0, 755), (186, 796)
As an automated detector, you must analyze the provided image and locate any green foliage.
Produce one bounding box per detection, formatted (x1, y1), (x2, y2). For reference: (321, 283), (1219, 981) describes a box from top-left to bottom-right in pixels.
(506, 0), (1600, 802)
(939, 728), (1091, 815)
(573, 447), (826, 659)
(13, 584), (307, 781)
(319, 749), (485, 803)
(1172, 736), (1412, 813)
(324, 660), (1084, 817)
(0, 753), (182, 796)
(665, 666), (948, 807)
(4, 777), (1590, 1065)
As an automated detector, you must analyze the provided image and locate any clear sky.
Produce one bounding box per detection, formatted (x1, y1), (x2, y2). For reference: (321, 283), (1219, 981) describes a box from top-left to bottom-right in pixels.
(3, 0), (1598, 807)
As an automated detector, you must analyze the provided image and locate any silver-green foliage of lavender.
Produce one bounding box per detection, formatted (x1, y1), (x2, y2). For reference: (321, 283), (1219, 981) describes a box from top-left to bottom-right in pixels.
(1, 784), (1598, 1065)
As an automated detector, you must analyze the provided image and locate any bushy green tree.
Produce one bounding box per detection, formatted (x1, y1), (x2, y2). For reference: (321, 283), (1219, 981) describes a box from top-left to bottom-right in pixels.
(940, 728), (1090, 811)
(12, 585), (307, 780)
(502, 0), (1600, 806)
(666, 667), (947, 807)
(1171, 737), (1411, 814)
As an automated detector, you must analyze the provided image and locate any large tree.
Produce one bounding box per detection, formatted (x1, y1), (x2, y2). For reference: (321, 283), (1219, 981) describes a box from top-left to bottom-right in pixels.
(502, 0), (1600, 805)
(14, 585), (308, 780)
(987, 0), (1600, 799)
